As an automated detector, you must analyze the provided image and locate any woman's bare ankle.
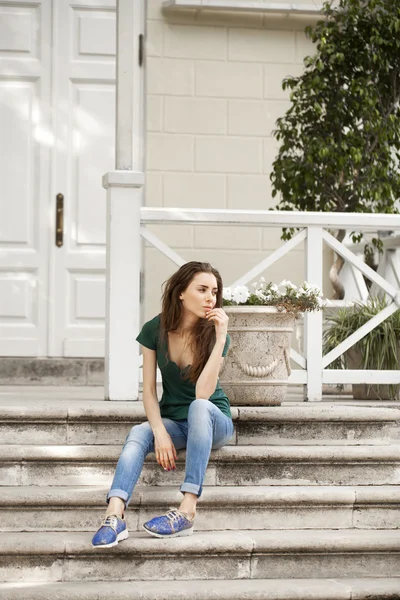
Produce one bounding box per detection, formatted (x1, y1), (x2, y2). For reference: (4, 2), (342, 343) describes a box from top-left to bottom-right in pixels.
(179, 492), (197, 519)
(107, 497), (125, 517)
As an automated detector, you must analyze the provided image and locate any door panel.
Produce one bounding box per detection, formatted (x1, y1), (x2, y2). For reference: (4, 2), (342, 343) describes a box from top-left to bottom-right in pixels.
(49, 0), (116, 357)
(0, 0), (51, 356)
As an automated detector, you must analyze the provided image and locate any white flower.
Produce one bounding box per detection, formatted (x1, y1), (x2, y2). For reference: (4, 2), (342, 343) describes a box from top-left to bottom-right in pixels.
(232, 285), (250, 304)
(307, 284), (323, 298)
(271, 286), (282, 297)
(279, 279), (297, 290)
(223, 287), (232, 301)
(255, 290), (267, 301)
(222, 279), (322, 312)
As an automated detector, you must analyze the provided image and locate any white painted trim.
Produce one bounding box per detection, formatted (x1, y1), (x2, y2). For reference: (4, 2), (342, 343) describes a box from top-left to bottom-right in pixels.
(230, 229), (306, 288)
(303, 227), (323, 401)
(115, 205), (400, 400)
(103, 177), (144, 400)
(325, 300), (362, 308)
(63, 339), (105, 357)
(290, 348), (306, 369)
(140, 227), (186, 266)
(346, 235), (400, 253)
(322, 229), (399, 300)
(116, 0), (145, 171)
(323, 370), (400, 385)
(103, 171), (145, 188)
(141, 208), (400, 231)
(350, 264), (369, 303)
(288, 370), (308, 384)
(103, 0), (145, 400)
(0, 339), (41, 356)
(0, 60), (42, 78)
(163, 0), (321, 14)
(322, 302), (399, 369)
(387, 252), (400, 288)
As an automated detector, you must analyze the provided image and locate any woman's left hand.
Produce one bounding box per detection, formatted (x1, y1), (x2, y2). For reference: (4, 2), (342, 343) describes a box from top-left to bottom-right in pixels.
(206, 308), (229, 338)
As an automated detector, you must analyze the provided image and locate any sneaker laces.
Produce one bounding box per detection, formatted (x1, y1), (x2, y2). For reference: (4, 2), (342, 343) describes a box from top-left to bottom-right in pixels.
(100, 514), (122, 532)
(165, 508), (192, 524)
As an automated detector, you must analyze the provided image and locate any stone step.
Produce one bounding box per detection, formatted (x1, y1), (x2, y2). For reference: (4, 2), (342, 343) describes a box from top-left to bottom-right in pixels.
(1, 530), (400, 582)
(0, 358), (104, 386)
(1, 485), (400, 532)
(1, 578), (400, 600)
(1, 404), (400, 445)
(2, 444), (400, 487)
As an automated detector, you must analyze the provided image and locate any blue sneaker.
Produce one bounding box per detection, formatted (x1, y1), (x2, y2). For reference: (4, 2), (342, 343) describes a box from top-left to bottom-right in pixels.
(92, 514), (128, 548)
(143, 508), (194, 538)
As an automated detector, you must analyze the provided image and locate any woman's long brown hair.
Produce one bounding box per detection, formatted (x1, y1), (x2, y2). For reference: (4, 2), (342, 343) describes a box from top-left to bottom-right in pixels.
(160, 261), (224, 383)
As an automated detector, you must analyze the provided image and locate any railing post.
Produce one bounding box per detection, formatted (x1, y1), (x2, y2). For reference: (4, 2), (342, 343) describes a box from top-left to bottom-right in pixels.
(103, 171), (144, 401)
(304, 226), (323, 401)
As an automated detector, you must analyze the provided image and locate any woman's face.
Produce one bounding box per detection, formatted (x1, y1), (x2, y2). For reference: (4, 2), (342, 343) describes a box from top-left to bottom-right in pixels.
(179, 272), (218, 319)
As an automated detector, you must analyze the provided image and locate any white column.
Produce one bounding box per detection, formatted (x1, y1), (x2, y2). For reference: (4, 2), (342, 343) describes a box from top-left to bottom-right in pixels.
(304, 227), (324, 401)
(103, 0), (145, 400)
(115, 0), (145, 171)
(103, 172), (144, 401)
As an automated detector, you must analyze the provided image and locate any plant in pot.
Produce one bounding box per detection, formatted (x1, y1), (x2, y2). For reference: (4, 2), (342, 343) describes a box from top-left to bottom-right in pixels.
(271, 0), (400, 300)
(323, 297), (400, 400)
(219, 278), (323, 406)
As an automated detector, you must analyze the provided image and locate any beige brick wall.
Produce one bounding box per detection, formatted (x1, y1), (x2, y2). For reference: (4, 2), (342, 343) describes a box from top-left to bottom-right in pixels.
(144, 2), (331, 319)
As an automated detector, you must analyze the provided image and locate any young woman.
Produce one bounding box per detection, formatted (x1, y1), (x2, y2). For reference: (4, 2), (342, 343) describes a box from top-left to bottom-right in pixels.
(92, 261), (233, 547)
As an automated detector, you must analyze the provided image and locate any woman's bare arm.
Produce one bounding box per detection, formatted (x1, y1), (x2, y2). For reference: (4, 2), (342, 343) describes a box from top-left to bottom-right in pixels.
(195, 337), (226, 400)
(141, 346), (163, 429)
(142, 346), (177, 470)
(195, 307), (229, 400)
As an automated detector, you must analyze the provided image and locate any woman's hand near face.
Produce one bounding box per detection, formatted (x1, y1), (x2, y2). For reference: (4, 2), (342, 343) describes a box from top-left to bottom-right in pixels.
(153, 427), (177, 471)
(205, 307), (229, 339)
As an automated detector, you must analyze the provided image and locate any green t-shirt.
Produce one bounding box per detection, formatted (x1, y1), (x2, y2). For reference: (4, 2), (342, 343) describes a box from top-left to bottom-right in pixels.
(136, 314), (231, 420)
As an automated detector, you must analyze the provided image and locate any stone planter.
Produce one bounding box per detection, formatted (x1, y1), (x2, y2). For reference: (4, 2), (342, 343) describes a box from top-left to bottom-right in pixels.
(219, 306), (295, 406)
(346, 346), (400, 400)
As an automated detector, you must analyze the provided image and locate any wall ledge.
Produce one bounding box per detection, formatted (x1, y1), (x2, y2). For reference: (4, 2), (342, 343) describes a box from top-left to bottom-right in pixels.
(162, 0), (322, 15)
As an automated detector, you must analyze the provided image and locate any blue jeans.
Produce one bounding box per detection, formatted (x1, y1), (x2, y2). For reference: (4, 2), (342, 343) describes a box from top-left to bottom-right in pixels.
(107, 398), (234, 507)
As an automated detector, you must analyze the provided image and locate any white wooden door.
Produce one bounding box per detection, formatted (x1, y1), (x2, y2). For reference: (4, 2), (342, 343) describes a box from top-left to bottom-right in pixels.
(0, 0), (144, 358)
(0, 0), (52, 356)
(49, 0), (116, 357)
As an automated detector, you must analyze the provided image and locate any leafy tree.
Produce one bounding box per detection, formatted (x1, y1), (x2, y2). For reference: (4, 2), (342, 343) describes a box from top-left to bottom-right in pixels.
(271, 0), (400, 298)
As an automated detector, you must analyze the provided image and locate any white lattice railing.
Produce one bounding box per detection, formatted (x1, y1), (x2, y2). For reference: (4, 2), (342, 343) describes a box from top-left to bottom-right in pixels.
(135, 208), (400, 401)
(341, 234), (400, 304)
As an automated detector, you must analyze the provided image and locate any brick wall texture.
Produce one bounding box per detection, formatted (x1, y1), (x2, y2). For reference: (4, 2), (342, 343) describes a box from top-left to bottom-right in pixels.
(143, 1), (331, 319)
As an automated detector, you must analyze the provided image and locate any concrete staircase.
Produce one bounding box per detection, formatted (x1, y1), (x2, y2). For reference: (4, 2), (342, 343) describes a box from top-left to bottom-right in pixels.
(1, 397), (400, 599)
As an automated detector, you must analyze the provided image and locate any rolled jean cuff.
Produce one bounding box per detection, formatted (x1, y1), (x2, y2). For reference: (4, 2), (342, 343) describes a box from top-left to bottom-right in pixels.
(107, 488), (129, 507)
(180, 482), (201, 497)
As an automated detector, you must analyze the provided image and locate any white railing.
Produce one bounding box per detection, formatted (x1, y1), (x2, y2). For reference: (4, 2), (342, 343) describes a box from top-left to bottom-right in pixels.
(105, 205), (400, 401)
(341, 234), (400, 304)
(139, 209), (400, 401)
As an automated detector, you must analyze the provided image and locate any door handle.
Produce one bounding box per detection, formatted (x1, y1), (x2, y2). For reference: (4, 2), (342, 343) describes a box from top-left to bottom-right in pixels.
(56, 193), (64, 247)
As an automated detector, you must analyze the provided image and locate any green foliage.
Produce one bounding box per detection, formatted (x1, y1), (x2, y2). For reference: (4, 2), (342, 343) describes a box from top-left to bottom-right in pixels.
(323, 297), (400, 395)
(271, 0), (400, 249)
